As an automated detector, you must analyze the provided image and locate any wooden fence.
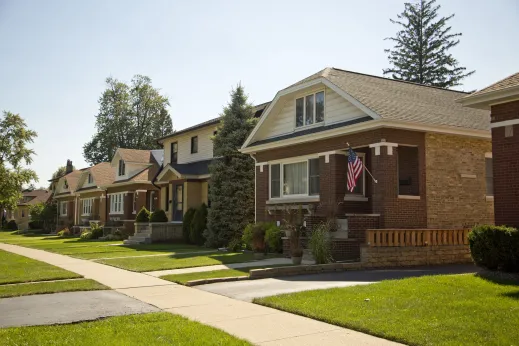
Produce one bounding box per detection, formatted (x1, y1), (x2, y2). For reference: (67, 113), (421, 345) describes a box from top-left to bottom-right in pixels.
(366, 229), (470, 247)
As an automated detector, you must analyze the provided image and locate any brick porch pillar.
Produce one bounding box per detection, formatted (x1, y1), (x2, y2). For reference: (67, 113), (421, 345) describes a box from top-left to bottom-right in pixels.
(318, 153), (346, 218)
(370, 141), (398, 228)
(135, 190), (147, 214)
(99, 194), (107, 223)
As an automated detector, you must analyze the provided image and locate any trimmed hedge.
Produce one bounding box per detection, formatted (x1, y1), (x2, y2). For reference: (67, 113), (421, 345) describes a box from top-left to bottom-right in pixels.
(150, 209), (168, 223)
(182, 208), (196, 243)
(469, 225), (519, 272)
(190, 204), (208, 246)
(135, 207), (150, 223)
(6, 220), (17, 231)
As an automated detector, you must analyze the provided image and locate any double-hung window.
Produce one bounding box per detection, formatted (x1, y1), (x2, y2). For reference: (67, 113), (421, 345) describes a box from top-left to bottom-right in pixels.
(82, 198), (93, 215)
(171, 142), (178, 164)
(118, 160), (126, 176)
(191, 136), (198, 154)
(60, 201), (68, 216)
(270, 158), (320, 198)
(87, 173), (93, 184)
(296, 91), (325, 128)
(110, 193), (124, 214)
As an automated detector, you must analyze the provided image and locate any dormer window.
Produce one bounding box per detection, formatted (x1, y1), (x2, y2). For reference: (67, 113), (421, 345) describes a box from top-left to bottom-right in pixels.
(64, 180), (68, 189)
(295, 91), (325, 128)
(191, 136), (198, 154)
(118, 160), (126, 176)
(171, 142), (178, 164)
(87, 173), (93, 184)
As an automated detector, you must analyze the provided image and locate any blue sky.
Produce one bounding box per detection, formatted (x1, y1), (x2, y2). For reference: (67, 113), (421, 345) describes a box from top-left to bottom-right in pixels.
(1, 0), (518, 186)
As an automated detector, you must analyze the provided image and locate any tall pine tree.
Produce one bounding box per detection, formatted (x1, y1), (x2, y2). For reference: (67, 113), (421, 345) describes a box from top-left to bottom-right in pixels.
(206, 85), (257, 247)
(383, 0), (474, 88)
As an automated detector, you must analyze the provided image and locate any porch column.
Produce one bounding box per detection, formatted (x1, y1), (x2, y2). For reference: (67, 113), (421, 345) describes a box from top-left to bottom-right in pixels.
(99, 194), (107, 223)
(318, 152), (346, 218)
(369, 141), (398, 228)
(135, 190), (147, 214)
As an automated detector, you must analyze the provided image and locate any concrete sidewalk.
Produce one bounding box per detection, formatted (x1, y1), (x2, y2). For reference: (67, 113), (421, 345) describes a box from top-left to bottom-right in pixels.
(0, 243), (401, 346)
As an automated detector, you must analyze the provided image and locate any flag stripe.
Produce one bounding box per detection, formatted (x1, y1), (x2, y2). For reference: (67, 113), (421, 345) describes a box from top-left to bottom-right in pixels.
(347, 147), (363, 192)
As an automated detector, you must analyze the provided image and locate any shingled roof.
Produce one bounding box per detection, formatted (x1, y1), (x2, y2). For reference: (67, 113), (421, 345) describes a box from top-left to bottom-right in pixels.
(18, 189), (52, 206)
(117, 148), (154, 163)
(469, 72), (519, 98)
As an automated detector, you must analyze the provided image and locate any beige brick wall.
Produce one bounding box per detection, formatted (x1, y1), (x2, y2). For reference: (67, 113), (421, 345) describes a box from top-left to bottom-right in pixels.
(361, 245), (472, 267)
(425, 133), (494, 228)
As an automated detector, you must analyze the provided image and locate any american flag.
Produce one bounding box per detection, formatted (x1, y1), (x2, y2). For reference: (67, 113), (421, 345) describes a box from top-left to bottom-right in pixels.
(347, 147), (363, 192)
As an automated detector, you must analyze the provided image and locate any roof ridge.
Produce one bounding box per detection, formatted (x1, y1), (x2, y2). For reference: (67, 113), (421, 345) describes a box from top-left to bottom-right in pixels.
(471, 71), (519, 95)
(330, 67), (470, 94)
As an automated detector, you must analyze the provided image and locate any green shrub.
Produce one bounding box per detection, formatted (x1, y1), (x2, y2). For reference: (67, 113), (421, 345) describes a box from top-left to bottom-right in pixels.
(182, 208), (196, 243)
(242, 224), (254, 250)
(309, 222), (333, 264)
(6, 220), (17, 231)
(150, 209), (168, 223)
(113, 229), (123, 238)
(265, 223), (282, 253)
(89, 222), (104, 240)
(469, 225), (519, 272)
(251, 224), (267, 253)
(135, 207), (150, 223)
(228, 237), (244, 252)
(57, 228), (71, 237)
(28, 220), (43, 229)
(190, 204), (208, 246)
(80, 231), (92, 240)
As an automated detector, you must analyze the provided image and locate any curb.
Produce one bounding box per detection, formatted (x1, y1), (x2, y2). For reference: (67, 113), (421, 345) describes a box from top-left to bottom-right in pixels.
(185, 276), (249, 286)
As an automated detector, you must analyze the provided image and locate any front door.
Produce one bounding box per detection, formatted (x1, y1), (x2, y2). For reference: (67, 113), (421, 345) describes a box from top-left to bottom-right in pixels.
(173, 183), (184, 222)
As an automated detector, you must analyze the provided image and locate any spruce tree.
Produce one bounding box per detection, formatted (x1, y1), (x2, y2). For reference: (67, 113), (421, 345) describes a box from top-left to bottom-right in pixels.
(206, 85), (257, 247)
(383, 0), (474, 88)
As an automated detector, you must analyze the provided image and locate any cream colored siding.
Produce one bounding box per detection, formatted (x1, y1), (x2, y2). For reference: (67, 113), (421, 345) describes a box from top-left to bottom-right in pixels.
(253, 86), (368, 142)
(163, 125), (217, 166)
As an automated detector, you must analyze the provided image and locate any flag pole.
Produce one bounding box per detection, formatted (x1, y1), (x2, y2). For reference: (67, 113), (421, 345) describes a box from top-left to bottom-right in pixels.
(347, 142), (378, 184)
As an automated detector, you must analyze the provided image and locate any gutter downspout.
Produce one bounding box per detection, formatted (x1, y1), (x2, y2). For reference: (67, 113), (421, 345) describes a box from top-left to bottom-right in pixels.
(249, 154), (257, 223)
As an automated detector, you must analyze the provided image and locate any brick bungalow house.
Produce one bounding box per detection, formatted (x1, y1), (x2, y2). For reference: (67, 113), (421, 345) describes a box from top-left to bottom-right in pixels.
(104, 148), (163, 235)
(458, 71), (519, 228)
(51, 160), (84, 231)
(155, 103), (269, 222)
(240, 67), (494, 260)
(5, 189), (52, 230)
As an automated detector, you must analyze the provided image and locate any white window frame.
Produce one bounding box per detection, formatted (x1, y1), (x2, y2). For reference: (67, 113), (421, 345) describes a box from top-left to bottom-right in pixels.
(118, 160), (126, 177)
(295, 90), (325, 129)
(345, 152), (366, 197)
(81, 198), (94, 216)
(109, 193), (125, 214)
(269, 155), (320, 200)
(60, 201), (68, 216)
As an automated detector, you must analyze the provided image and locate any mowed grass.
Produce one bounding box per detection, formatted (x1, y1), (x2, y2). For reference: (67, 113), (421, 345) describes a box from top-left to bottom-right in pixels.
(98, 252), (271, 272)
(0, 231), (207, 260)
(0, 249), (81, 284)
(255, 274), (519, 346)
(0, 279), (108, 298)
(0, 312), (251, 346)
(161, 265), (293, 285)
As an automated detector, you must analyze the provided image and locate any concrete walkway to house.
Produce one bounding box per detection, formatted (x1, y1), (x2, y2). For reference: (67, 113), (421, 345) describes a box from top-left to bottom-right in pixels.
(0, 243), (401, 346)
(144, 257), (314, 277)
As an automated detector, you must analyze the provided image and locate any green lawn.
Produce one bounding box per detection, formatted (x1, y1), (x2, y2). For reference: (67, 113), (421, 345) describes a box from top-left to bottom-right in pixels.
(98, 252), (272, 272)
(161, 265), (292, 285)
(0, 312), (250, 345)
(0, 279), (108, 298)
(0, 249), (81, 284)
(255, 273), (519, 346)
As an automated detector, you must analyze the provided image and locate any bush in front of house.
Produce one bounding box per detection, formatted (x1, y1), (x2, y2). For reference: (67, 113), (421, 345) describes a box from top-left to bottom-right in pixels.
(242, 222), (272, 253)
(182, 208), (196, 243)
(190, 204), (208, 246)
(89, 222), (104, 240)
(265, 223), (283, 253)
(309, 221), (333, 264)
(57, 228), (71, 237)
(80, 230), (92, 240)
(6, 220), (18, 231)
(469, 225), (519, 272)
(150, 209), (168, 223)
(135, 207), (150, 223)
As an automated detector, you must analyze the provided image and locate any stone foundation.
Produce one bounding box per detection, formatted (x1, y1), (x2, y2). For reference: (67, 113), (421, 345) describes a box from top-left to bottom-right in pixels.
(149, 222), (183, 242)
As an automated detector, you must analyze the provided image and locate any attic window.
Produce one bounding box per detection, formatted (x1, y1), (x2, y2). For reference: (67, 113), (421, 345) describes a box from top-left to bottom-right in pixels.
(87, 173), (93, 184)
(296, 91), (325, 128)
(118, 160), (126, 176)
(64, 180), (68, 189)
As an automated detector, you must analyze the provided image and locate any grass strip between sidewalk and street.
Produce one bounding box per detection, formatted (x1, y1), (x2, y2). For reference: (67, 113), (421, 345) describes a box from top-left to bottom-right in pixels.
(254, 273), (519, 346)
(0, 312), (251, 345)
(0, 279), (108, 298)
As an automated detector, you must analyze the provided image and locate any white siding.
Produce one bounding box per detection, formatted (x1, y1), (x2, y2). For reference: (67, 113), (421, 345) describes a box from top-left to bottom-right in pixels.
(253, 85), (368, 142)
(163, 125), (217, 165)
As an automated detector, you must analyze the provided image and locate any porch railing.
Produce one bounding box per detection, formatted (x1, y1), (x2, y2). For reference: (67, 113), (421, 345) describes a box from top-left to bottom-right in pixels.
(366, 229), (470, 247)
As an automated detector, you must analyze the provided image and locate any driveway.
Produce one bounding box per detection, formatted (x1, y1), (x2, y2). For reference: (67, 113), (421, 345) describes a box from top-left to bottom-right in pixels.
(196, 264), (478, 301)
(0, 290), (159, 328)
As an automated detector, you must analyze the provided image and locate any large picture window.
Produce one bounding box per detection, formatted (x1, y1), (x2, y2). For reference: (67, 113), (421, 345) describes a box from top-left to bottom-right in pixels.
(110, 193), (124, 214)
(270, 158), (320, 198)
(295, 91), (325, 128)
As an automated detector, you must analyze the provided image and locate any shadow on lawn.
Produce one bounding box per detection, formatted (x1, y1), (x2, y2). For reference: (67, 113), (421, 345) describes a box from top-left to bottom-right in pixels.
(476, 270), (519, 287)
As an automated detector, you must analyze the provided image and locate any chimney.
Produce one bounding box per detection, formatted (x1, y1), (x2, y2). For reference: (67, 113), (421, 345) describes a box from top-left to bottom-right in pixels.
(66, 160), (73, 174)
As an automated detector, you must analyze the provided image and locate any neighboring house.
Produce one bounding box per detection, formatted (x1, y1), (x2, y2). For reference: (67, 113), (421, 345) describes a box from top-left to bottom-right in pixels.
(458, 71), (519, 228)
(104, 148), (163, 234)
(51, 160), (84, 230)
(155, 103), (269, 222)
(240, 67), (494, 260)
(75, 162), (114, 227)
(5, 189), (52, 230)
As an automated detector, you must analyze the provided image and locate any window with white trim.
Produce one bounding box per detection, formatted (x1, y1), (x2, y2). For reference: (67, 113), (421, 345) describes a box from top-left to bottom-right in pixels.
(60, 201), (68, 216)
(118, 160), (125, 176)
(345, 153), (365, 196)
(110, 193), (124, 214)
(485, 157), (493, 196)
(270, 158), (320, 198)
(296, 91), (325, 128)
(87, 173), (93, 184)
(82, 198), (93, 215)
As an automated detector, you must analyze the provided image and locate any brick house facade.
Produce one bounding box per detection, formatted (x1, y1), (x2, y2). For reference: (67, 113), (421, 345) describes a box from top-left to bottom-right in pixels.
(242, 67), (493, 260)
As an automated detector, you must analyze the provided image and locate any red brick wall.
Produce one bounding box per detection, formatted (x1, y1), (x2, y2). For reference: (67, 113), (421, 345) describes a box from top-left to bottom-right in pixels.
(491, 100), (519, 227)
(398, 146), (420, 195)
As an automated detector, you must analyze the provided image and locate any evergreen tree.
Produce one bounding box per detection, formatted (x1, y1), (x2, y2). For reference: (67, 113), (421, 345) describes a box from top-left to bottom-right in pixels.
(206, 85), (257, 247)
(383, 0), (474, 88)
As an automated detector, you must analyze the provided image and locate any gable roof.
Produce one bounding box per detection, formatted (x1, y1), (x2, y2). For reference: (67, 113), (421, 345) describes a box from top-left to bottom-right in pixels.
(117, 148), (154, 163)
(458, 71), (519, 110)
(76, 162), (114, 192)
(243, 67), (490, 149)
(55, 170), (83, 195)
(469, 72), (519, 98)
(18, 189), (52, 206)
